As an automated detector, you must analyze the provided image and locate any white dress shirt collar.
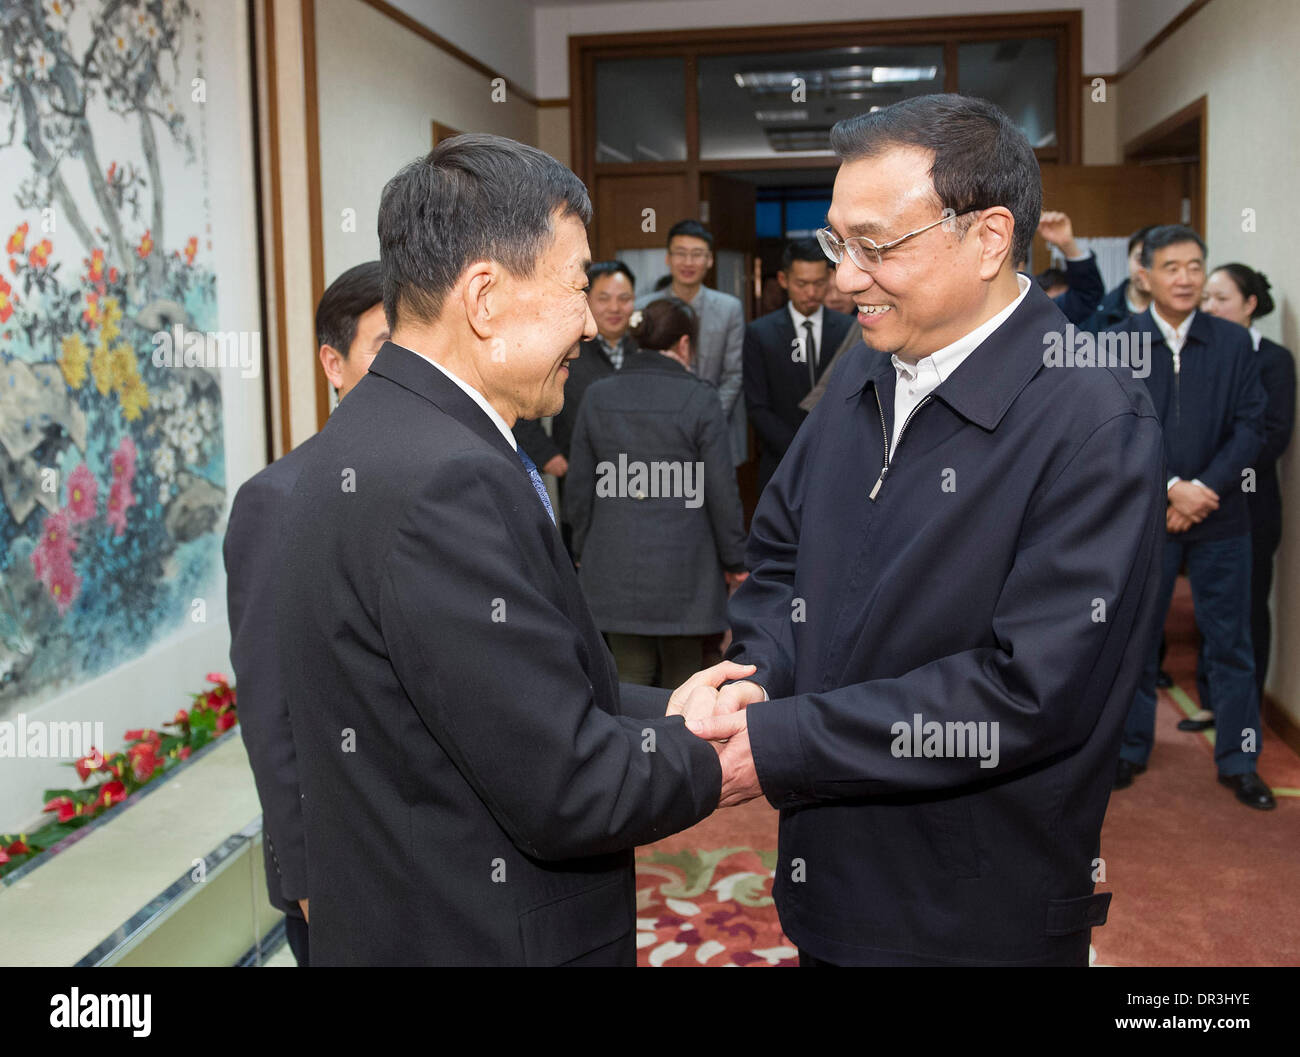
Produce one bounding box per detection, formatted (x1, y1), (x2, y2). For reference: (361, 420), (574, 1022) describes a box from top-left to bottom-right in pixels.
(891, 272), (1032, 388)
(887, 273), (1031, 451)
(404, 346), (517, 452)
(1249, 325), (1262, 351)
(788, 302), (824, 330)
(1150, 305), (1195, 357)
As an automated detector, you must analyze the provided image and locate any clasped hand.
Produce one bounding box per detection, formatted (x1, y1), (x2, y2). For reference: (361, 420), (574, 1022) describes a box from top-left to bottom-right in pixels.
(664, 662), (766, 808)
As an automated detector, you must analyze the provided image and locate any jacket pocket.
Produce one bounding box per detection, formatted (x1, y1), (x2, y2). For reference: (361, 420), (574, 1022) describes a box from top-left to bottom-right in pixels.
(518, 877), (633, 966)
(921, 799), (982, 879)
(1045, 892), (1111, 936)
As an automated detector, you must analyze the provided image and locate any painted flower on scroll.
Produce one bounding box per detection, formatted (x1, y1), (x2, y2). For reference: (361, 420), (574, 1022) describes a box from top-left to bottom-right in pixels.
(106, 435), (138, 535)
(6, 222), (28, 254)
(27, 238), (51, 268)
(0, 0), (225, 706)
(65, 463), (98, 522)
(84, 247), (106, 284)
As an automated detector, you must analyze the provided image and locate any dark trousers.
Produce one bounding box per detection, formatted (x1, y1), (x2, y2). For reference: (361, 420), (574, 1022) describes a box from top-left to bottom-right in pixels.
(1122, 533), (1259, 776)
(1194, 515), (1280, 710)
(284, 913), (309, 967)
(607, 632), (704, 690)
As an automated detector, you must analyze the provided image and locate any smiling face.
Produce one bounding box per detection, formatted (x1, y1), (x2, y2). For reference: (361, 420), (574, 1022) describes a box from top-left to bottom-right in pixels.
(486, 210), (596, 421)
(665, 234), (712, 288)
(1141, 241), (1205, 323)
(588, 271), (635, 342)
(826, 147), (1014, 362)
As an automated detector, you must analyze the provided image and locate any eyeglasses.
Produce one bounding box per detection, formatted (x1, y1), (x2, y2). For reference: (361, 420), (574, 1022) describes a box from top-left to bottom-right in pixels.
(816, 207), (982, 273)
(669, 249), (711, 262)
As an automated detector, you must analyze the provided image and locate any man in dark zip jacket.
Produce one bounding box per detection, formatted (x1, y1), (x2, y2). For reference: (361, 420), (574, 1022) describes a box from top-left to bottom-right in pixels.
(1106, 225), (1272, 809)
(689, 95), (1168, 966)
(1080, 225), (1156, 334)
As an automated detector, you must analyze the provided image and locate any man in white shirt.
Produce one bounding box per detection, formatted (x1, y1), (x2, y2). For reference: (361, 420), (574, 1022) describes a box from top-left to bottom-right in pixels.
(742, 238), (856, 492)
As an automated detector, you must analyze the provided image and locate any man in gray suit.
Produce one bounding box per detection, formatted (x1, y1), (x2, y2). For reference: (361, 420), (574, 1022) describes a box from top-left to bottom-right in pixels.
(637, 220), (747, 466)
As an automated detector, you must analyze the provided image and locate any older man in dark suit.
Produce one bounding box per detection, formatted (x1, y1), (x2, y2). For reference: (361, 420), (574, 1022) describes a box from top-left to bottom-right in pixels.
(274, 135), (752, 966)
(224, 260), (389, 967)
(744, 238), (855, 494)
(692, 95), (1167, 966)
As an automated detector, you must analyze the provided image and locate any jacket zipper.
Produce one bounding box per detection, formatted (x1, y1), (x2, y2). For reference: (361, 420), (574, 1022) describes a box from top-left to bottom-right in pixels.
(870, 389), (931, 501)
(1171, 346), (1181, 427)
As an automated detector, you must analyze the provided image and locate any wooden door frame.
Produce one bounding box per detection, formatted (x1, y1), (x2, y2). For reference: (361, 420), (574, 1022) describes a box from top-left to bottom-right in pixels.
(1123, 95), (1207, 236)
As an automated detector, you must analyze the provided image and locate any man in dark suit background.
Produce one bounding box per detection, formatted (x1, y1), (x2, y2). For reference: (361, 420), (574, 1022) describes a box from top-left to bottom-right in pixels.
(274, 134), (753, 965)
(1081, 225), (1155, 334)
(513, 260), (638, 553)
(692, 94), (1167, 966)
(744, 238), (854, 493)
(1108, 227), (1272, 809)
(224, 260), (389, 966)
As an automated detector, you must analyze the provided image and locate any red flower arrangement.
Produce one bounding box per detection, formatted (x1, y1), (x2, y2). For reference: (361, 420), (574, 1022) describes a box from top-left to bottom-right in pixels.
(0, 674), (239, 879)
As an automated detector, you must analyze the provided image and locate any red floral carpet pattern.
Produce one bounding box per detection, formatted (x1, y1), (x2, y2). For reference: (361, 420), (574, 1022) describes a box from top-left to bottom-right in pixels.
(634, 847), (797, 966)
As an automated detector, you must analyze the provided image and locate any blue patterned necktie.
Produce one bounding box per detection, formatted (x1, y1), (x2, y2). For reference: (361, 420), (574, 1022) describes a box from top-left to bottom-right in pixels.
(516, 448), (556, 525)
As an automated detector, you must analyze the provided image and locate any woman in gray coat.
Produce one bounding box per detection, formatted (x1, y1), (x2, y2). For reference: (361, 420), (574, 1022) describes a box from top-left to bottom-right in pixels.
(568, 298), (748, 688)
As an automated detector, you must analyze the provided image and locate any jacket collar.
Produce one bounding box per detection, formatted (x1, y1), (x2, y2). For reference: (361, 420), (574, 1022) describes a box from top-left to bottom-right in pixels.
(1129, 307), (1214, 348)
(622, 348), (690, 375)
(366, 342), (519, 461)
(844, 281), (1066, 432)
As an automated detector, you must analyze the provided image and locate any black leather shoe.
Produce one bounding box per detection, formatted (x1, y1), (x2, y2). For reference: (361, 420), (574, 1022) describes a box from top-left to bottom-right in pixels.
(1218, 772), (1276, 810)
(1156, 670), (1174, 688)
(1177, 710), (1215, 732)
(1114, 759), (1146, 790)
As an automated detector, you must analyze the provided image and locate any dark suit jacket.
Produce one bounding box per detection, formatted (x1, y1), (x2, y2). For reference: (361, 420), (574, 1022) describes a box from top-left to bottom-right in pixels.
(1080, 280), (1137, 334)
(1051, 253), (1106, 326)
(744, 305), (855, 491)
(274, 342), (721, 966)
(224, 440), (317, 920)
(567, 350), (747, 636)
(727, 284), (1167, 965)
(513, 333), (637, 471)
(1250, 336), (1295, 535)
(1108, 309), (1266, 543)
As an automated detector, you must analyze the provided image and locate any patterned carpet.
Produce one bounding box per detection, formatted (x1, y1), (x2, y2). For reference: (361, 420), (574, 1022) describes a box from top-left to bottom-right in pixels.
(634, 577), (1300, 967)
(635, 846), (794, 966)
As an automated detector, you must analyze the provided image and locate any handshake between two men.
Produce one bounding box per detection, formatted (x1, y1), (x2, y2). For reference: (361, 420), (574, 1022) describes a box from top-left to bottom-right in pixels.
(662, 661), (767, 810)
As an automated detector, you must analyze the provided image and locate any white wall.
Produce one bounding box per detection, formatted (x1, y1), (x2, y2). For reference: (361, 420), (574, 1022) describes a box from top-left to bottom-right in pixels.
(314, 0), (539, 290)
(1118, 0), (1300, 722)
(533, 0), (1122, 99)
(1116, 0), (1192, 69)
(385, 0), (539, 91)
